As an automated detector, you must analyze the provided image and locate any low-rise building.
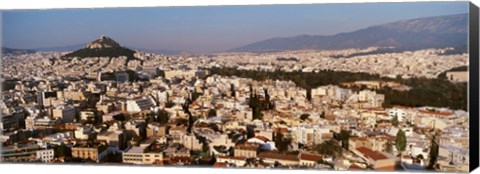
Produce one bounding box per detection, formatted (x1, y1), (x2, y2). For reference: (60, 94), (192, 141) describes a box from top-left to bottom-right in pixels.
(258, 152), (300, 166)
(51, 105), (76, 123)
(247, 135), (276, 151)
(146, 124), (167, 137)
(97, 130), (127, 150)
(1, 143), (53, 163)
(445, 71), (468, 82)
(122, 146), (163, 165)
(349, 137), (374, 150)
(36, 149), (55, 163)
(299, 152), (323, 167)
(216, 155), (246, 167)
(353, 147), (396, 171)
(71, 141), (108, 162)
(234, 143), (259, 158)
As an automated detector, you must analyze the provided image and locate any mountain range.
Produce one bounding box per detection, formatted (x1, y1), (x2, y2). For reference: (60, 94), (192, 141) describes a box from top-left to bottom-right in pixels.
(2, 13), (468, 56)
(230, 13), (468, 53)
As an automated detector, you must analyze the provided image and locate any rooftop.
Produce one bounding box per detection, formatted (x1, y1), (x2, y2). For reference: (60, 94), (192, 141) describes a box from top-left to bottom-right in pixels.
(125, 146), (145, 154)
(418, 110), (453, 116)
(234, 142), (259, 151)
(299, 152), (322, 161)
(356, 147), (389, 161)
(258, 152), (299, 162)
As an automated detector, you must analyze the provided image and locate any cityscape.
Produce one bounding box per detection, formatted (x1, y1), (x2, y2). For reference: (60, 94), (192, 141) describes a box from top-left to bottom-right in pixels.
(0, 2), (471, 173)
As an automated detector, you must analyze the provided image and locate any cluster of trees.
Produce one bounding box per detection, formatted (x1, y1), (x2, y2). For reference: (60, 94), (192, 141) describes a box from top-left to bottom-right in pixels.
(210, 67), (467, 110)
(2, 79), (18, 91)
(165, 101), (175, 108)
(276, 57), (299, 62)
(248, 85), (274, 120)
(377, 79), (467, 110)
(207, 108), (217, 118)
(299, 114), (310, 121)
(337, 130), (351, 150)
(156, 109), (169, 124)
(274, 132), (292, 152)
(315, 139), (343, 159)
(182, 102), (195, 134)
(53, 144), (71, 158)
(191, 92), (203, 102)
(385, 141), (394, 154)
(394, 129), (440, 168)
(63, 47), (137, 61)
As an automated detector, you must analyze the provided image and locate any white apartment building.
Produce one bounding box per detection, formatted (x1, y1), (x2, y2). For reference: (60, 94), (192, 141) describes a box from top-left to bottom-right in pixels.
(291, 125), (331, 145)
(387, 107), (409, 122)
(36, 149), (54, 163)
(122, 146), (163, 165)
(126, 97), (156, 113)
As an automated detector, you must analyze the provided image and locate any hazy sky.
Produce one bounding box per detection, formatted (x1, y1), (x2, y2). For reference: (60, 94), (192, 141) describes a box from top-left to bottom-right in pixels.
(1, 2), (468, 53)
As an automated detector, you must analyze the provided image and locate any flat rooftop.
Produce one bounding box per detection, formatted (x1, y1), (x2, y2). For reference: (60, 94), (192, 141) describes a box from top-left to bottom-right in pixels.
(125, 146), (145, 154)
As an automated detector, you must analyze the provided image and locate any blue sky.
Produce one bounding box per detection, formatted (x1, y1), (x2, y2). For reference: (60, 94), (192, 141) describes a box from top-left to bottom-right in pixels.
(1, 2), (468, 53)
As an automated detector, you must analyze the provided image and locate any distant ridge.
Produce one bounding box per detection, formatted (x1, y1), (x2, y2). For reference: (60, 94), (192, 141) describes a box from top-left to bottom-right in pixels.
(1, 47), (36, 55)
(130, 47), (183, 55)
(230, 13), (468, 53)
(33, 44), (84, 52)
(63, 35), (137, 60)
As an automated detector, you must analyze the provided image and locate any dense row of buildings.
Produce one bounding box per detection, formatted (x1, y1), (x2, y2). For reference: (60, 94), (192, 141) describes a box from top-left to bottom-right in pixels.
(0, 46), (469, 172)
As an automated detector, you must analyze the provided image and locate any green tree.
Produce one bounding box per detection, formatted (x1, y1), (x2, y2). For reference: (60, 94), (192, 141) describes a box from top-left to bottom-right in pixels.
(207, 108), (217, 118)
(202, 142), (210, 152)
(157, 109), (169, 124)
(54, 144), (68, 157)
(392, 114), (399, 127)
(253, 107), (263, 120)
(337, 130), (350, 150)
(417, 154), (424, 160)
(406, 120), (412, 126)
(427, 134), (439, 169)
(132, 136), (143, 145)
(165, 101), (175, 108)
(316, 139), (343, 159)
(248, 87), (271, 120)
(395, 129), (407, 155)
(274, 132), (291, 152)
(300, 114), (310, 121)
(230, 84), (236, 98)
(191, 92), (202, 102)
(320, 111), (325, 119)
(385, 141), (394, 153)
